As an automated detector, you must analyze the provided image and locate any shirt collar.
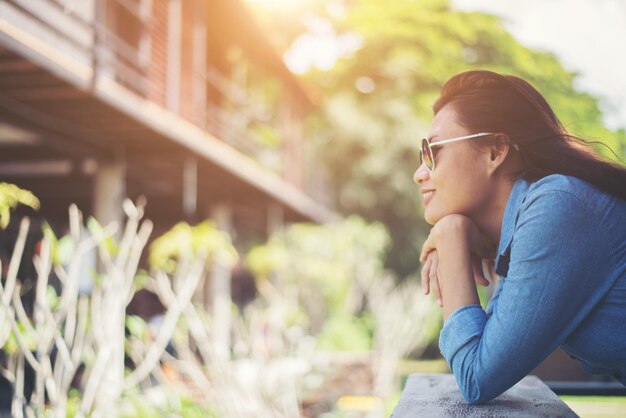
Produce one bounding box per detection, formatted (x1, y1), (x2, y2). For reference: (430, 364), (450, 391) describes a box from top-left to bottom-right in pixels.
(496, 175), (531, 258)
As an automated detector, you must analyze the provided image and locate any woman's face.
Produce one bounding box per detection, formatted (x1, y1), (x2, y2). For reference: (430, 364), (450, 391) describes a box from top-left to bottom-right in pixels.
(413, 104), (492, 225)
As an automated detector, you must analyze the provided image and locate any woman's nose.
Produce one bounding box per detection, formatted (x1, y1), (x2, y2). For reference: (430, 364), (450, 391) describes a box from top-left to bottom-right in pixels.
(413, 162), (430, 184)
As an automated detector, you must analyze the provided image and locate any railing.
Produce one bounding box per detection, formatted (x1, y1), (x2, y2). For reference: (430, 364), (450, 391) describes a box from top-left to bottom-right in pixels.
(204, 66), (285, 174)
(203, 65), (333, 206)
(2, 0), (151, 96)
(548, 381), (626, 396)
(93, 13), (151, 95)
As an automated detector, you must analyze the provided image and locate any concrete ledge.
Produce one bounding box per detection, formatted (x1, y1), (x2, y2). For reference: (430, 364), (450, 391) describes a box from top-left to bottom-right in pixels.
(391, 374), (578, 417)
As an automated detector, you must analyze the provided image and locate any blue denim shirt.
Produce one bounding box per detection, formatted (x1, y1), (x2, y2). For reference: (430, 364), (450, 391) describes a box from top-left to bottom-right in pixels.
(439, 174), (626, 404)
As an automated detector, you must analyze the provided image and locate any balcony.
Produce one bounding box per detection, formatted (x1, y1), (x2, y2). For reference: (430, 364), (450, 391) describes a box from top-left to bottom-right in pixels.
(0, 0), (334, 222)
(0, 0), (150, 95)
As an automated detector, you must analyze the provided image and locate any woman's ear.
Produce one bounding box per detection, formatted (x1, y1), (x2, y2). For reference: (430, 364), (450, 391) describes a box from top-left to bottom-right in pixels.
(487, 134), (512, 175)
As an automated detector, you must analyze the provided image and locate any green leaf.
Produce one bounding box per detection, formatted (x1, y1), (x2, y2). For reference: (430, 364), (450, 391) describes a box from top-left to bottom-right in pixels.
(0, 183), (40, 229)
(46, 285), (59, 310)
(126, 315), (148, 340)
(149, 221), (238, 272)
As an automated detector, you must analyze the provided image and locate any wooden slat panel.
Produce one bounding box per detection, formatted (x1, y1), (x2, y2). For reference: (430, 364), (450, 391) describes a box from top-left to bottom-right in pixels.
(0, 58), (39, 72)
(0, 72), (63, 88)
(6, 86), (87, 101)
(2, 0), (94, 64)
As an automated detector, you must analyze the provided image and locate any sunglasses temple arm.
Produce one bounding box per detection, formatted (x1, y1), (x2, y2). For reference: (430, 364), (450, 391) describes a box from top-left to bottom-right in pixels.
(429, 132), (493, 147)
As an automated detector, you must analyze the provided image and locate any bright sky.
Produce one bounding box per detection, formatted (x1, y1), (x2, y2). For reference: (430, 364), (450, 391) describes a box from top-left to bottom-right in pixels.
(453, 0), (626, 130)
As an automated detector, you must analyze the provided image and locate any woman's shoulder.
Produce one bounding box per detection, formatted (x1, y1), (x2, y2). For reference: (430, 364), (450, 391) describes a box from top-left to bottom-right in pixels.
(518, 174), (626, 240)
(523, 174), (622, 217)
(528, 174), (602, 199)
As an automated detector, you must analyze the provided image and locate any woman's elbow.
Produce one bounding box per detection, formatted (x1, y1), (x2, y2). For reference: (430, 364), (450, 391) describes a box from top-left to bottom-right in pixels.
(462, 390), (492, 405)
(457, 376), (499, 405)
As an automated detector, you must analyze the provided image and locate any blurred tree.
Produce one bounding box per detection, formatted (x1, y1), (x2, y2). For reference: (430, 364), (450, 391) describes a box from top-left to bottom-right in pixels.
(248, 0), (626, 278)
(246, 216), (390, 337)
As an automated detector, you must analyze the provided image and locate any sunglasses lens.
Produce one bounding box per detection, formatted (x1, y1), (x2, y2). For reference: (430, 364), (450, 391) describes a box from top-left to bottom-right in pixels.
(421, 138), (434, 170)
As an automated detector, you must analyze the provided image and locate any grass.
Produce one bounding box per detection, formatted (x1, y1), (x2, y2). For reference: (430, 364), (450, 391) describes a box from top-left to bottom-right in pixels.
(560, 395), (626, 418)
(396, 358), (449, 375)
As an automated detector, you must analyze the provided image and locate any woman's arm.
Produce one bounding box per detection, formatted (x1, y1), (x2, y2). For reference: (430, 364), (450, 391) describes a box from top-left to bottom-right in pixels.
(421, 216), (480, 320)
(423, 191), (613, 404)
(420, 215), (492, 319)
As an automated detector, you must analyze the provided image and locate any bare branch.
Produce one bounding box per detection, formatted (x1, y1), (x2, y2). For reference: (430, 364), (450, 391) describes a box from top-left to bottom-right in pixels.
(79, 345), (112, 415)
(124, 256), (205, 388)
(12, 354), (25, 418)
(3, 301), (41, 373)
(2, 217), (30, 305)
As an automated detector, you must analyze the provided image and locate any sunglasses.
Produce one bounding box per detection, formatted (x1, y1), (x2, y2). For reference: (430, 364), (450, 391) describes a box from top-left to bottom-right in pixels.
(420, 132), (495, 171)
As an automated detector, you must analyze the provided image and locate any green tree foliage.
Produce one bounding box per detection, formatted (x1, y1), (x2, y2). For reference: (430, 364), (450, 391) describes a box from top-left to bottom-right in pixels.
(254, 0), (626, 278)
(246, 216), (390, 339)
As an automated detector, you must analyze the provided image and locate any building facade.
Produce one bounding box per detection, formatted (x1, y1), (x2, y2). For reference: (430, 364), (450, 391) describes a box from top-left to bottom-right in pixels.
(0, 0), (336, 243)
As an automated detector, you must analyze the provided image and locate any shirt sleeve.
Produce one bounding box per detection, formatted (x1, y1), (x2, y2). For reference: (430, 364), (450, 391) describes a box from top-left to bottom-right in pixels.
(439, 190), (613, 404)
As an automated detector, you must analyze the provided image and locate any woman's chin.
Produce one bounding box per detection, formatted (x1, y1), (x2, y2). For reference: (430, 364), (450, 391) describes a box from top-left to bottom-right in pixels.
(424, 205), (453, 225)
(424, 209), (438, 225)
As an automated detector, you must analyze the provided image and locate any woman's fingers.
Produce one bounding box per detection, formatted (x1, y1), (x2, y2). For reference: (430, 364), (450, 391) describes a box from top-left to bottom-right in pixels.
(421, 257), (431, 295)
(472, 254), (490, 287)
(420, 245), (430, 263)
(421, 251), (442, 306)
(429, 253), (442, 306)
(420, 233), (436, 263)
(485, 259), (499, 287)
(470, 229), (496, 260)
(422, 251), (443, 306)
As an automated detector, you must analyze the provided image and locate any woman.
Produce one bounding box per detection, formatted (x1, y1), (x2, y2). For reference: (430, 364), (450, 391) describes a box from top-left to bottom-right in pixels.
(415, 70), (626, 404)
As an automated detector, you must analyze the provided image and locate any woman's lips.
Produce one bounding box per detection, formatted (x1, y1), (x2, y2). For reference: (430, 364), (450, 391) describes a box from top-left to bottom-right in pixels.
(421, 190), (435, 206)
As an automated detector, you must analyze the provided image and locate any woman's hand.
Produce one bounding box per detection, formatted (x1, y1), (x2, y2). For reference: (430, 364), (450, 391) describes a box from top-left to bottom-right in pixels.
(421, 250), (443, 306)
(420, 214), (495, 263)
(421, 251), (491, 308)
(420, 215), (496, 308)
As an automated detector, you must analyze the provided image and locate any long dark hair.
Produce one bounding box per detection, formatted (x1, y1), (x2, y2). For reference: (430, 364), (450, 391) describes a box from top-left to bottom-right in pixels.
(433, 70), (626, 200)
